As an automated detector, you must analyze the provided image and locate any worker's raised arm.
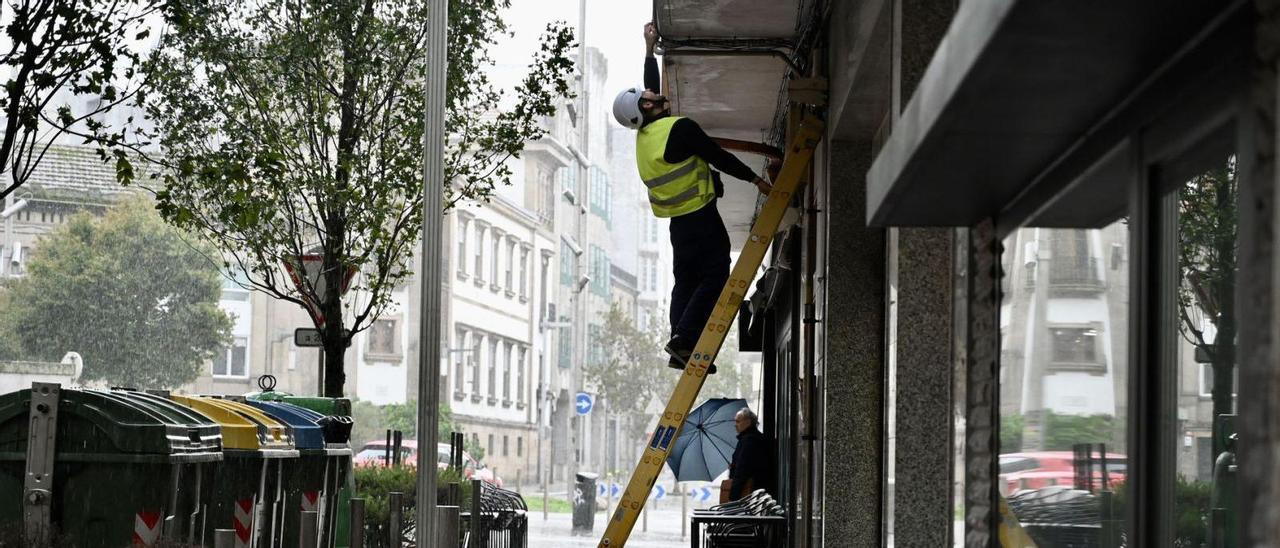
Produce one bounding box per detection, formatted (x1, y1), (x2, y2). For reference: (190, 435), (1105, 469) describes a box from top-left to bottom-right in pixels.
(644, 22), (660, 92)
(669, 118), (760, 183)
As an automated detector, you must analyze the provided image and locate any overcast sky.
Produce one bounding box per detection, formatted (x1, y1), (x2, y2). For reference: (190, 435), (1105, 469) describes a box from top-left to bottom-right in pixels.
(492, 0), (654, 99)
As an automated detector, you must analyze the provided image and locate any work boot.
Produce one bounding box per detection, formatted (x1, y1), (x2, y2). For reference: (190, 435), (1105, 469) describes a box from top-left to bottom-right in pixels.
(664, 336), (717, 374)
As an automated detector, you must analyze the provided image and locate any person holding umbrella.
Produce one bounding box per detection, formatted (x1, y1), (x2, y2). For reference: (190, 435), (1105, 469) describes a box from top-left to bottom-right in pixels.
(727, 408), (768, 501)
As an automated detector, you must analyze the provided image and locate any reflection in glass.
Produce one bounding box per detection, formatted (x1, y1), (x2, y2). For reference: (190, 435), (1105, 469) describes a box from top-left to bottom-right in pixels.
(999, 221), (1129, 547)
(1172, 156), (1238, 547)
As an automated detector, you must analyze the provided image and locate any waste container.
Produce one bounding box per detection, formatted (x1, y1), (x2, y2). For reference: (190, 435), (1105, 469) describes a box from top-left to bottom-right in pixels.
(572, 472), (598, 535)
(164, 393), (297, 547)
(0, 383), (222, 547)
(246, 376), (355, 546)
(107, 388), (227, 544)
(246, 398), (352, 548)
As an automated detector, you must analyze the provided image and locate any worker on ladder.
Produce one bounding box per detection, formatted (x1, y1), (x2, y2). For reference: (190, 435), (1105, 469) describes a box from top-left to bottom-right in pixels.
(612, 23), (772, 373)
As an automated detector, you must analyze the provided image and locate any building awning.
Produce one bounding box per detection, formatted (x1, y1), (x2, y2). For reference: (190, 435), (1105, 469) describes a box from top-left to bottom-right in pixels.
(655, 0), (805, 248)
(865, 0), (1242, 229)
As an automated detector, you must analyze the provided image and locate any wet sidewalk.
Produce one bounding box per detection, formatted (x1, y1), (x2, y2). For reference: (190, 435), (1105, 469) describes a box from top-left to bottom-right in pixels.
(527, 507), (689, 547)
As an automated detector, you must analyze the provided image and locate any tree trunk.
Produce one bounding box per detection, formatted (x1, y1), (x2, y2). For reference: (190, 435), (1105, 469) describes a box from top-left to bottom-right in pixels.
(322, 234), (347, 397)
(1210, 177), (1238, 459)
(319, 0), (372, 397)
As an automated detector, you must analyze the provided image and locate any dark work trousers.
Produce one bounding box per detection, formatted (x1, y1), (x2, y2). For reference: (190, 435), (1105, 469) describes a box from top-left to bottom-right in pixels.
(669, 199), (731, 342)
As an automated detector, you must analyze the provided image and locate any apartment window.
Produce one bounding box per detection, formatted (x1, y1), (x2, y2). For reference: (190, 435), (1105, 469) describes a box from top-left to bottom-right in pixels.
(1048, 325), (1104, 370)
(454, 328), (467, 392)
(518, 437), (524, 457)
(505, 239), (516, 293)
(589, 246), (611, 297)
(471, 334), (483, 394)
(502, 341), (513, 401)
(214, 336), (249, 377)
(367, 319), (399, 357)
(457, 216), (470, 278)
(488, 338), (499, 400)
(538, 168), (555, 225)
(488, 434), (495, 457)
(589, 166), (612, 223)
(503, 435), (509, 457)
(640, 255), (658, 292)
(588, 323), (603, 366)
(557, 324), (572, 368)
(491, 231), (502, 289)
(1198, 363), (1239, 398)
(517, 347), (527, 404)
(519, 247), (530, 298)
(647, 217), (659, 243)
(559, 167), (577, 200)
(1048, 229), (1102, 288)
(560, 242), (575, 286)
(474, 224), (487, 281)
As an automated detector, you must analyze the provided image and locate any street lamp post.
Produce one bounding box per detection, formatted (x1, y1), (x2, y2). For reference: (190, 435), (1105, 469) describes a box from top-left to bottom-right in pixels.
(416, 0), (447, 541)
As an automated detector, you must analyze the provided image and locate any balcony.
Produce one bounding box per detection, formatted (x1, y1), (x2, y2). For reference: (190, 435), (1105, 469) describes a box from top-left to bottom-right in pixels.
(1025, 257), (1105, 294)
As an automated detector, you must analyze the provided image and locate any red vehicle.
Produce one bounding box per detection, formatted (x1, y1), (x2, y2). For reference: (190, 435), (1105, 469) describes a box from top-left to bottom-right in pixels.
(352, 440), (504, 487)
(999, 451), (1126, 493)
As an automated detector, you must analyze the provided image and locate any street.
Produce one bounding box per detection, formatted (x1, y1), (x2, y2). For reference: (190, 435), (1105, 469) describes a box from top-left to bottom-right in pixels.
(527, 507), (688, 548)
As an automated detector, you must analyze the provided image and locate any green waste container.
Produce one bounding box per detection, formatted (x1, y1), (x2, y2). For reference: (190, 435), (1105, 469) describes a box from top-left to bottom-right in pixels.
(107, 388), (227, 545)
(0, 383), (222, 547)
(246, 381), (354, 547)
(246, 399), (352, 548)
(164, 393), (298, 547)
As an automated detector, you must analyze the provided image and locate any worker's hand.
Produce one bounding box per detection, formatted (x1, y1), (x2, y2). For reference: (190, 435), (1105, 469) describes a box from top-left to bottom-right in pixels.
(754, 177), (772, 196)
(644, 23), (658, 54)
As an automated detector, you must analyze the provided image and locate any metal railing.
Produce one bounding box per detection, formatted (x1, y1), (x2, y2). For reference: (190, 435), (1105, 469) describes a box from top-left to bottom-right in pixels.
(459, 479), (528, 548)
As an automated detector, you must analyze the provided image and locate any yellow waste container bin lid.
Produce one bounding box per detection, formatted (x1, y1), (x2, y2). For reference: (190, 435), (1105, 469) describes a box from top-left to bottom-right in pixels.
(169, 395), (294, 451)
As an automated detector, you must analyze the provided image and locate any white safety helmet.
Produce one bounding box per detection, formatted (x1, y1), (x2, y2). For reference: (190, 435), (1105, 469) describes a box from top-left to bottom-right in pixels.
(612, 86), (646, 129)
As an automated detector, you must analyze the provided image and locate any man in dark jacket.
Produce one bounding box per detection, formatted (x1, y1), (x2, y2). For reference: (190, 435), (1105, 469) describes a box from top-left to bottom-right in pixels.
(611, 23), (772, 373)
(729, 408), (768, 500)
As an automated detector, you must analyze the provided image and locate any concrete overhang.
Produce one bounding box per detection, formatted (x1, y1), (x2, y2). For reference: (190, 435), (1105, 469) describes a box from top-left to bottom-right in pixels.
(655, 0), (802, 249)
(865, 0), (1244, 229)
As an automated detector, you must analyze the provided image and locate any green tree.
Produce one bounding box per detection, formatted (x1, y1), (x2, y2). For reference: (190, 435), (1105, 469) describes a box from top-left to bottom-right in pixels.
(585, 304), (674, 442)
(3, 197), (231, 387)
(119, 0), (576, 396)
(351, 399), (457, 449)
(1042, 412), (1117, 451)
(1177, 158), (1237, 459)
(0, 290), (25, 361)
(2, 0), (165, 199)
(700, 330), (753, 401)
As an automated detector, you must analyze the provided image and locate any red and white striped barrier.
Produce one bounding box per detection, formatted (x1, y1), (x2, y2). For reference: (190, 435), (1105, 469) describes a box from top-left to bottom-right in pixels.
(233, 497), (254, 548)
(301, 491), (319, 512)
(132, 511), (162, 546)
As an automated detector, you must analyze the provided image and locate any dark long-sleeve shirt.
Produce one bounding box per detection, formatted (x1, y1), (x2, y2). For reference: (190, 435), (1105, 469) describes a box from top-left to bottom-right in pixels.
(729, 427), (768, 499)
(643, 56), (758, 184)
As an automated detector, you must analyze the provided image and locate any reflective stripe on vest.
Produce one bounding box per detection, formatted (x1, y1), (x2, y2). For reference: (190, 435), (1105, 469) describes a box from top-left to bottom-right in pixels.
(636, 117), (715, 218)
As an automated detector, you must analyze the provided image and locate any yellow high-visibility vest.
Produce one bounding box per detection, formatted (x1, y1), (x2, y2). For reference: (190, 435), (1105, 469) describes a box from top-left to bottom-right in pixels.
(636, 117), (715, 218)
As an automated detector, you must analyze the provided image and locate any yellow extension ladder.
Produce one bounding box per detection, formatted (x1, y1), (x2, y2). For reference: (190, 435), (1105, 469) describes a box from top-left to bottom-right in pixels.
(598, 116), (825, 547)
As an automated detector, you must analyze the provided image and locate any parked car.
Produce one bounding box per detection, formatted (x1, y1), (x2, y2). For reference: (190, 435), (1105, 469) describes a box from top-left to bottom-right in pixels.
(999, 451), (1126, 494)
(352, 440), (503, 487)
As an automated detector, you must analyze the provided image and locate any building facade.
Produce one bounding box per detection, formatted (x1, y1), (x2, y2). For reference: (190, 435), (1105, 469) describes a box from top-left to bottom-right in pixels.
(645, 0), (1278, 546)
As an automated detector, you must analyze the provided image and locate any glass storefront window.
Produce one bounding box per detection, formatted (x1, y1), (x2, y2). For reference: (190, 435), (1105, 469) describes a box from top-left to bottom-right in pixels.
(999, 221), (1129, 546)
(1168, 154), (1238, 547)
